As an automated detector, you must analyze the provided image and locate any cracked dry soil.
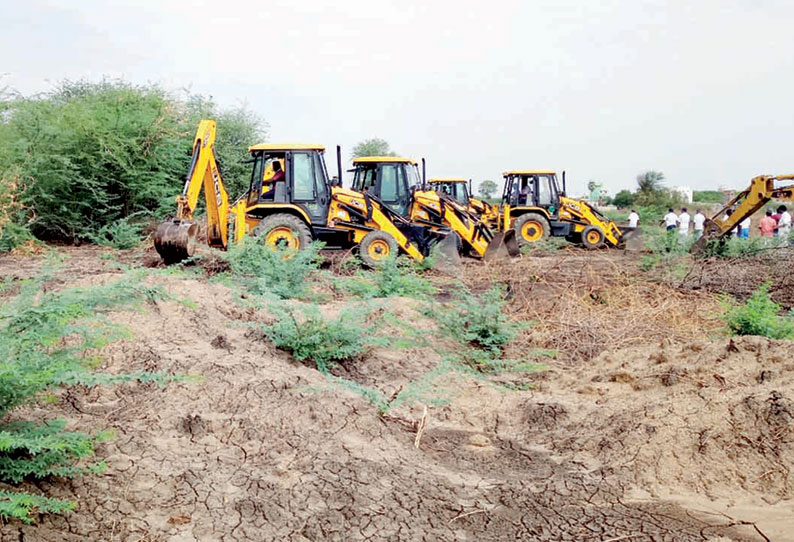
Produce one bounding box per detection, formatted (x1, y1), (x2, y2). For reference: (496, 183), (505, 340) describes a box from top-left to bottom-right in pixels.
(0, 248), (787, 541)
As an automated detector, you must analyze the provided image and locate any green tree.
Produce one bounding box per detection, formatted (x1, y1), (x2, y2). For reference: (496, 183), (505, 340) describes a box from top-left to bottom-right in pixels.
(478, 180), (498, 199)
(612, 189), (634, 208)
(634, 170), (671, 207)
(351, 138), (396, 158)
(0, 79), (266, 244)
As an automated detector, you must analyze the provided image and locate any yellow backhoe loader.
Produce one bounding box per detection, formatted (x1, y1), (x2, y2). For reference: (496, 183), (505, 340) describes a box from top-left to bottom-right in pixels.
(497, 171), (628, 249)
(154, 120), (443, 266)
(426, 178), (500, 224)
(691, 173), (794, 253)
(348, 157), (519, 260)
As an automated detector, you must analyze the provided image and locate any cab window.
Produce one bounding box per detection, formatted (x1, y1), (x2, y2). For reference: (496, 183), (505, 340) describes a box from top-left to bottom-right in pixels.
(293, 152), (317, 200)
(380, 164), (399, 201)
(538, 175), (554, 206)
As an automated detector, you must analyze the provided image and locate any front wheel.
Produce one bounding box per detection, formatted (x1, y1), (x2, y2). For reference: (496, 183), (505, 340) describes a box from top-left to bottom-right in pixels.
(514, 213), (550, 246)
(252, 213), (313, 250)
(581, 225), (605, 249)
(359, 231), (398, 267)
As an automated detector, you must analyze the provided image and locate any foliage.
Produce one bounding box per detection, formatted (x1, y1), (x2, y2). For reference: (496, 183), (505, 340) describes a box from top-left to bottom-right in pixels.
(633, 170), (681, 208)
(86, 215), (144, 250)
(0, 271), (176, 523)
(263, 305), (376, 373)
(612, 189), (634, 209)
(693, 190), (724, 204)
(520, 237), (567, 256)
(429, 287), (523, 355)
(336, 256), (436, 299)
(478, 180), (498, 199)
(0, 172), (35, 252)
(0, 79), (266, 242)
(722, 283), (794, 339)
(351, 138), (396, 159)
(224, 238), (324, 299)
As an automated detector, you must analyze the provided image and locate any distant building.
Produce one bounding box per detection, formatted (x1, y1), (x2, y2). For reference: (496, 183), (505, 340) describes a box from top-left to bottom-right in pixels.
(673, 186), (693, 203)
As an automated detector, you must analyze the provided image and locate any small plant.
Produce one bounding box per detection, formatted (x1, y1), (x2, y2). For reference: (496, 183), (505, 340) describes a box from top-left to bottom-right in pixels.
(429, 287), (523, 355)
(722, 282), (794, 339)
(225, 237), (324, 299)
(337, 256), (436, 299)
(0, 272), (176, 523)
(519, 237), (567, 256)
(264, 305), (379, 373)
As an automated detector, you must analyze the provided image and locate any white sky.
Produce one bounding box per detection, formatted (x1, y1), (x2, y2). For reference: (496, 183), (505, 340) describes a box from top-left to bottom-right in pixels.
(2, 0), (792, 196)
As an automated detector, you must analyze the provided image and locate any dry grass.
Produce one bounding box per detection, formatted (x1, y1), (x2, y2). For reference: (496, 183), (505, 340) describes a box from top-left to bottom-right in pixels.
(459, 252), (724, 363)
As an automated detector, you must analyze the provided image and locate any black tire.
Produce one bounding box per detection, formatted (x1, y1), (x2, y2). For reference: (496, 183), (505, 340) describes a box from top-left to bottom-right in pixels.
(359, 230), (398, 267)
(581, 225), (605, 249)
(514, 213), (550, 246)
(252, 213), (313, 250)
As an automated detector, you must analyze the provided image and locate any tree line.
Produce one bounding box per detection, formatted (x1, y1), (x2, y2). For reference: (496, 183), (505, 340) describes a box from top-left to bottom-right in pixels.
(0, 79), (266, 250)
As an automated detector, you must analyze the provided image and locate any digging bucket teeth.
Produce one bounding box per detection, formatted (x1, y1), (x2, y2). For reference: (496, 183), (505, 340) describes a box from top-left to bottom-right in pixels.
(154, 220), (198, 264)
(483, 229), (521, 261)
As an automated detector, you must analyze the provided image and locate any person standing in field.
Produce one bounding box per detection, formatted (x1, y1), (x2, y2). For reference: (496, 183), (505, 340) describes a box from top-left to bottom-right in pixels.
(628, 209), (640, 228)
(693, 209), (706, 239)
(663, 208), (678, 232)
(777, 205), (791, 239)
(678, 208), (691, 236)
(739, 215), (751, 238)
(759, 209), (777, 237)
(771, 208), (782, 236)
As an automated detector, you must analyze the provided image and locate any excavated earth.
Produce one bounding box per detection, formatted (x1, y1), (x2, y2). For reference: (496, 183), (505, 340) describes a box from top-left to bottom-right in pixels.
(0, 246), (791, 541)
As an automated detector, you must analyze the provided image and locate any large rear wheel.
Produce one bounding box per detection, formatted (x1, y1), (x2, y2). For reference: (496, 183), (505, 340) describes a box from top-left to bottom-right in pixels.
(252, 213), (313, 250)
(514, 213), (550, 246)
(360, 231), (398, 267)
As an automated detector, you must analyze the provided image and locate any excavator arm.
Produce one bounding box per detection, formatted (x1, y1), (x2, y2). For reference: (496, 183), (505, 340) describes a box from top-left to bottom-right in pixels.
(692, 174), (794, 253)
(154, 120), (232, 262)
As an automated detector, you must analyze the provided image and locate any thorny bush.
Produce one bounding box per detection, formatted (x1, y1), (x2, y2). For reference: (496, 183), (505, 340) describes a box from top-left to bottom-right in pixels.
(722, 282), (794, 340)
(0, 268), (176, 523)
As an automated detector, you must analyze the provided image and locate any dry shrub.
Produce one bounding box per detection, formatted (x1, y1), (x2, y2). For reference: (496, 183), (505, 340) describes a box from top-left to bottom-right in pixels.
(461, 253), (722, 363)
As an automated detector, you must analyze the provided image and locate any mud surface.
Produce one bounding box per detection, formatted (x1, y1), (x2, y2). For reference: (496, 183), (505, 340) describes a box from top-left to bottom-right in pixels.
(0, 247), (790, 541)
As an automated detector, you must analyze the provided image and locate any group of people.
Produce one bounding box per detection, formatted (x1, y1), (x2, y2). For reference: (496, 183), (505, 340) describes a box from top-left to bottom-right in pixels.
(659, 208), (708, 239)
(626, 205), (793, 240)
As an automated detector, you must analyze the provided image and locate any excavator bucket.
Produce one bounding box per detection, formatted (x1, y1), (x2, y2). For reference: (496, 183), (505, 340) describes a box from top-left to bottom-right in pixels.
(620, 227), (644, 252)
(435, 232), (463, 267)
(483, 229), (521, 261)
(154, 220), (198, 264)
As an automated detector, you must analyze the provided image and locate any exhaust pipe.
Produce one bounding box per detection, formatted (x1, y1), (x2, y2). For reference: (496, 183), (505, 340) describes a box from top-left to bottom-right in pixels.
(562, 170), (567, 196)
(422, 158), (426, 190)
(336, 145), (343, 186)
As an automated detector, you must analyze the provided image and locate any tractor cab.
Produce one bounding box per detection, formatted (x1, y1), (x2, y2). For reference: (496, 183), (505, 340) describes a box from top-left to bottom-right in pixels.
(428, 178), (471, 206)
(501, 170), (563, 214)
(245, 144), (331, 225)
(350, 157), (421, 217)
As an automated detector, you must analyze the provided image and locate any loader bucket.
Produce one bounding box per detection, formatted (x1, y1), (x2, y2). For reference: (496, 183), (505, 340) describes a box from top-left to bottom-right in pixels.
(435, 232), (463, 267)
(154, 220), (198, 264)
(620, 227), (644, 252)
(483, 229), (521, 261)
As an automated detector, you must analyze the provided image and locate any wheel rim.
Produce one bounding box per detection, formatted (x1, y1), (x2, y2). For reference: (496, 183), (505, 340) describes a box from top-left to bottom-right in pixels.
(520, 220), (544, 242)
(265, 226), (300, 249)
(368, 239), (391, 261)
(586, 230), (601, 245)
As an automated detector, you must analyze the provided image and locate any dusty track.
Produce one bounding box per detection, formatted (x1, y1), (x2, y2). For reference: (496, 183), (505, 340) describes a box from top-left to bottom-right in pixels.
(0, 247), (790, 541)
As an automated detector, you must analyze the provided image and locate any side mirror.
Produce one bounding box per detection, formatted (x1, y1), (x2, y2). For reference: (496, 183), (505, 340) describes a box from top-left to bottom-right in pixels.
(331, 176), (341, 187)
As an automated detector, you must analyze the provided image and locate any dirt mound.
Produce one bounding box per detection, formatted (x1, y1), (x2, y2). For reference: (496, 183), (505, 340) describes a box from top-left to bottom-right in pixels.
(0, 248), (783, 541)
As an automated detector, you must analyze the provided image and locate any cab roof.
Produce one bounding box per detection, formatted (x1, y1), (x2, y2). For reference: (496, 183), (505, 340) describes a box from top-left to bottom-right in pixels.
(503, 170), (557, 176)
(352, 156), (417, 165)
(248, 143), (325, 152)
(428, 178), (467, 183)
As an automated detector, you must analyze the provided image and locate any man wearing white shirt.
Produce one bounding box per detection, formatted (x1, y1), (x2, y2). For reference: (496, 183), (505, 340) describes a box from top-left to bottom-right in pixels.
(678, 208), (691, 235)
(663, 208), (678, 231)
(628, 209), (639, 228)
(692, 209), (706, 240)
(778, 205), (791, 239)
(739, 216), (751, 238)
